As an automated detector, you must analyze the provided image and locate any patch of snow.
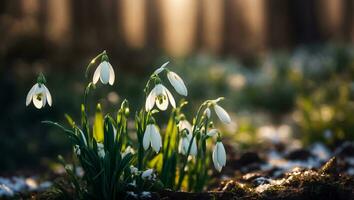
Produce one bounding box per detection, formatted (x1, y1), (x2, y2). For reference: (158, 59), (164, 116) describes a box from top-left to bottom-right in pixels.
(345, 157), (354, 165)
(0, 184), (14, 197)
(310, 143), (331, 161)
(0, 176), (52, 197)
(126, 191), (138, 198)
(254, 178), (286, 193)
(141, 191), (151, 198)
(347, 168), (354, 175)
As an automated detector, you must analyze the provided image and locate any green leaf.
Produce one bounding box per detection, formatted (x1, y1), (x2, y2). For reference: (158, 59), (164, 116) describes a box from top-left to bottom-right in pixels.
(93, 103), (104, 143)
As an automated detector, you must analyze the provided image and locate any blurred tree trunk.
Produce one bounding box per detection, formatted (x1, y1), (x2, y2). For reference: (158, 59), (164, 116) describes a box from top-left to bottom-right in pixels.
(343, 0), (354, 42)
(266, 0), (292, 49)
(44, 0), (71, 44)
(223, 0), (267, 57)
(201, 0), (224, 54)
(315, 0), (344, 41)
(146, 0), (161, 50)
(158, 0), (198, 57)
(121, 0), (146, 49)
(288, 0), (321, 44)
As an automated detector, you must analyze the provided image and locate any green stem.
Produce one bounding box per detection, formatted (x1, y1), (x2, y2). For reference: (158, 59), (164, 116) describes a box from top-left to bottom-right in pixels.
(85, 51), (106, 78)
(176, 103), (207, 190)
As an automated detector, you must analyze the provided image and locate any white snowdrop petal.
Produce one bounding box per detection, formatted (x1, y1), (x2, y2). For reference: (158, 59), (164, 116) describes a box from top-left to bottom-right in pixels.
(155, 94), (168, 110)
(153, 61), (170, 75)
(178, 139), (184, 154)
(204, 108), (211, 118)
(167, 71), (187, 96)
(153, 67), (164, 75)
(151, 126), (161, 153)
(165, 87), (176, 108)
(143, 126), (151, 150)
(142, 169), (153, 179)
(42, 91), (47, 107)
(212, 145), (222, 172)
(190, 138), (198, 156)
(207, 129), (218, 137)
(43, 85), (52, 106)
(108, 62), (115, 85)
(122, 146), (134, 158)
(26, 84), (37, 106)
(145, 88), (157, 111)
(33, 95), (43, 109)
(93, 64), (101, 84)
(100, 61), (110, 84)
(217, 142), (226, 166)
(183, 137), (189, 154)
(32, 85), (45, 109)
(155, 84), (164, 95)
(160, 61), (170, 69)
(179, 120), (193, 134)
(214, 104), (231, 124)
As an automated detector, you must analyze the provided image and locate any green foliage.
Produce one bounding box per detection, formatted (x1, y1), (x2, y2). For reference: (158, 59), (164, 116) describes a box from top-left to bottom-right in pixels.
(39, 52), (231, 199)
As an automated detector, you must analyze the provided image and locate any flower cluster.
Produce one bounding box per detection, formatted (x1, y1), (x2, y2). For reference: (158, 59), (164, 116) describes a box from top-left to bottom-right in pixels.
(29, 51), (232, 196)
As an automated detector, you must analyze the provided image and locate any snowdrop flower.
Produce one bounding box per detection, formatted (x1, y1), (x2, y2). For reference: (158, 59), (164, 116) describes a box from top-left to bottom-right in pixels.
(143, 124), (162, 153)
(130, 166), (138, 175)
(167, 71), (187, 96)
(178, 119), (192, 134)
(122, 146), (135, 158)
(93, 53), (115, 85)
(74, 145), (81, 156)
(212, 141), (226, 172)
(153, 61), (169, 75)
(141, 169), (156, 180)
(178, 120), (197, 156)
(207, 129), (218, 137)
(26, 83), (52, 109)
(97, 143), (105, 158)
(204, 108), (211, 119)
(145, 84), (176, 111)
(178, 134), (197, 156)
(213, 103), (231, 124)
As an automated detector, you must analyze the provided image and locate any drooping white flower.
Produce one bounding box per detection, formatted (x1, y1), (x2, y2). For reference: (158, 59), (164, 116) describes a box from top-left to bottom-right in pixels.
(178, 120), (197, 156)
(122, 146), (135, 158)
(207, 129), (218, 137)
(74, 145), (81, 156)
(93, 61), (115, 85)
(213, 104), (231, 124)
(178, 120), (192, 134)
(143, 124), (162, 153)
(97, 143), (105, 158)
(130, 166), (139, 175)
(26, 83), (52, 109)
(153, 61), (169, 75)
(141, 169), (157, 181)
(145, 84), (176, 111)
(141, 169), (156, 180)
(178, 136), (189, 155)
(204, 108), (211, 119)
(212, 141), (226, 172)
(178, 134), (197, 156)
(167, 71), (187, 96)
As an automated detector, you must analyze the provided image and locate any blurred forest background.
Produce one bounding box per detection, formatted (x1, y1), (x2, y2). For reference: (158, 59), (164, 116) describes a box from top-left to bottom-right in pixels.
(0, 0), (354, 172)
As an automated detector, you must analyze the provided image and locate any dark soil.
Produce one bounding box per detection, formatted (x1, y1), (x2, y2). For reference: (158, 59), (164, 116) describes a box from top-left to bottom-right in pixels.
(5, 142), (354, 200)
